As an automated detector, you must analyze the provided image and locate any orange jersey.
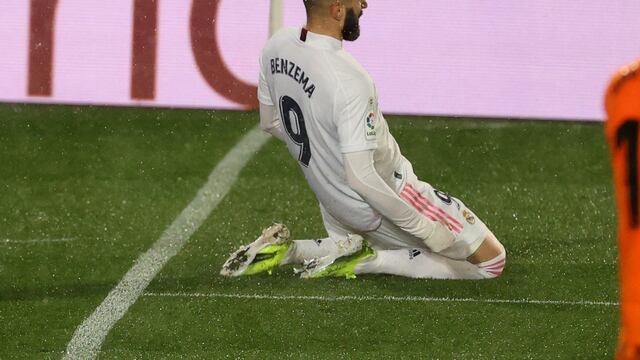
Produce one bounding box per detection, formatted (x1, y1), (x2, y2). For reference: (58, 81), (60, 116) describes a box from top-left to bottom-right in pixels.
(604, 59), (640, 360)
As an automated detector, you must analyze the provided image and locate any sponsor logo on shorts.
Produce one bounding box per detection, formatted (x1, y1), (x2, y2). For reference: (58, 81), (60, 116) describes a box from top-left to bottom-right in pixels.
(463, 210), (476, 224)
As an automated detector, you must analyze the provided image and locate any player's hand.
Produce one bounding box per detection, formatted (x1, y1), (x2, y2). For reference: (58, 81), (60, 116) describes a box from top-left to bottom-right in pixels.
(423, 219), (456, 253)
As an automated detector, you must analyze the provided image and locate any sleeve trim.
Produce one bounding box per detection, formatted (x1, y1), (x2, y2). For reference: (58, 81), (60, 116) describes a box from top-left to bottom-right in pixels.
(258, 95), (274, 106)
(341, 142), (378, 154)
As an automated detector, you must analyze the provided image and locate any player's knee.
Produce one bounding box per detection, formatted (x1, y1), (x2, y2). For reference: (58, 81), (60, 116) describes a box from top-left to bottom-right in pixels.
(476, 243), (506, 279)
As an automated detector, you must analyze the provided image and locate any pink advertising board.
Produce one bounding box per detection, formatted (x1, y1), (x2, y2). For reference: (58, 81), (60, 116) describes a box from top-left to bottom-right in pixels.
(1, 1), (639, 120)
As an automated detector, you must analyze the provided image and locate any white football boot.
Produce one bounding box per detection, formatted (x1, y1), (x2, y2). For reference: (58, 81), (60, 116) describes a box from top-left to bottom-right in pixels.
(297, 234), (372, 279)
(220, 223), (291, 277)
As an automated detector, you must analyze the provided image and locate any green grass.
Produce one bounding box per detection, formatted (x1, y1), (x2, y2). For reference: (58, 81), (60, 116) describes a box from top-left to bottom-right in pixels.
(0, 104), (617, 359)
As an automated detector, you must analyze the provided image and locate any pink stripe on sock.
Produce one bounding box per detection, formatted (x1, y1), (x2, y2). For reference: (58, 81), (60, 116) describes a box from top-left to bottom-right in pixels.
(482, 259), (506, 270)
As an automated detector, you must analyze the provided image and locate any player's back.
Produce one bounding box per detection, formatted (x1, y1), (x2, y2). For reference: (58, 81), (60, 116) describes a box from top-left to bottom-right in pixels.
(605, 60), (640, 232)
(258, 27), (385, 232)
(605, 59), (640, 359)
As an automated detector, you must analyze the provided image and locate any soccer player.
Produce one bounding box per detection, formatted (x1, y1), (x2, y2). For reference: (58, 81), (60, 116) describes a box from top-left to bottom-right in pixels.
(604, 59), (640, 360)
(221, 0), (506, 279)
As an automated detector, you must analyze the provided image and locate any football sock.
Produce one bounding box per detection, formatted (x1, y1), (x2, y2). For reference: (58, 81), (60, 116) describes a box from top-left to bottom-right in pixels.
(280, 238), (339, 265)
(354, 248), (493, 280)
(475, 248), (506, 278)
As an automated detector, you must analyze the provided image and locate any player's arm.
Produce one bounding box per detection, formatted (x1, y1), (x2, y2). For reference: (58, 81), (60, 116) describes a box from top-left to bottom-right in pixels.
(259, 103), (285, 141)
(334, 73), (453, 252)
(344, 150), (454, 252)
(257, 52), (285, 141)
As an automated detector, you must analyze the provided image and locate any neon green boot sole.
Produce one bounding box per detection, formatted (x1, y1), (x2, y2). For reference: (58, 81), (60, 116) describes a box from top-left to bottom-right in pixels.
(304, 242), (375, 279)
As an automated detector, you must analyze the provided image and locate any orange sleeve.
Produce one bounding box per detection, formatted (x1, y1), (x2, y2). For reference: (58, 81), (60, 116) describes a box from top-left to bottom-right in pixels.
(605, 59), (640, 358)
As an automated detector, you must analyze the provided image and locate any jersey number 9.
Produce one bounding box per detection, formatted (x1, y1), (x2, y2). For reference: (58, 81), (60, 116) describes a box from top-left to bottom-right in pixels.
(280, 95), (312, 167)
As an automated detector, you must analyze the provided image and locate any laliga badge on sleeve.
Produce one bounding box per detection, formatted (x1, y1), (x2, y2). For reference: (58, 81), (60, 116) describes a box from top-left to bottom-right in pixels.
(365, 111), (377, 139)
(364, 96), (376, 140)
(365, 96), (377, 140)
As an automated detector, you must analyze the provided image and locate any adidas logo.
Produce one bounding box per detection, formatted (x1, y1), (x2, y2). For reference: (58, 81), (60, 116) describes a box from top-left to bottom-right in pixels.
(408, 249), (421, 260)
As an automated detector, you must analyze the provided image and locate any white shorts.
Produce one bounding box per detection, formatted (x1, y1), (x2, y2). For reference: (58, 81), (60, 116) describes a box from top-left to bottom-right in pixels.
(320, 173), (488, 260)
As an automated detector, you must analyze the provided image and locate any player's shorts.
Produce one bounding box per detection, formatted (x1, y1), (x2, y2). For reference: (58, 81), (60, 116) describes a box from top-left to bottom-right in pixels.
(320, 172), (489, 260)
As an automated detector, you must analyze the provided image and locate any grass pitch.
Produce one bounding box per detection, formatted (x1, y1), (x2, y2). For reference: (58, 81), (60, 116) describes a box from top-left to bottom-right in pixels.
(0, 104), (616, 359)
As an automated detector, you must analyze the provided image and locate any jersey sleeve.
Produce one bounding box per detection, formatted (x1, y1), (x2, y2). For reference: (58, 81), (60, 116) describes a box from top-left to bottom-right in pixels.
(258, 53), (274, 106)
(335, 76), (378, 153)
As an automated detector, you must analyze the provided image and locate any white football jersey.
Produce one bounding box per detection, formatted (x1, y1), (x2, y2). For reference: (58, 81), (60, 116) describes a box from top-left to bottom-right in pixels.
(258, 27), (410, 232)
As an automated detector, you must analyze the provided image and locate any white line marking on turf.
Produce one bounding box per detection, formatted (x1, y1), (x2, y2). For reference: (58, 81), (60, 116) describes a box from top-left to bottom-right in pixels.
(1, 237), (76, 244)
(143, 292), (619, 307)
(63, 127), (270, 360)
(424, 122), (513, 130)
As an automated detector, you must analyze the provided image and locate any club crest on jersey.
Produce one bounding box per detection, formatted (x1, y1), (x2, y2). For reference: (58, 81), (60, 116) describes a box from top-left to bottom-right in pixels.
(463, 209), (476, 224)
(365, 112), (376, 139)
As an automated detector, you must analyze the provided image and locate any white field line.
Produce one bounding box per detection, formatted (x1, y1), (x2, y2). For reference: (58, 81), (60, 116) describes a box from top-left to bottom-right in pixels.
(143, 292), (619, 307)
(426, 122), (513, 130)
(63, 127), (270, 360)
(1, 238), (76, 244)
